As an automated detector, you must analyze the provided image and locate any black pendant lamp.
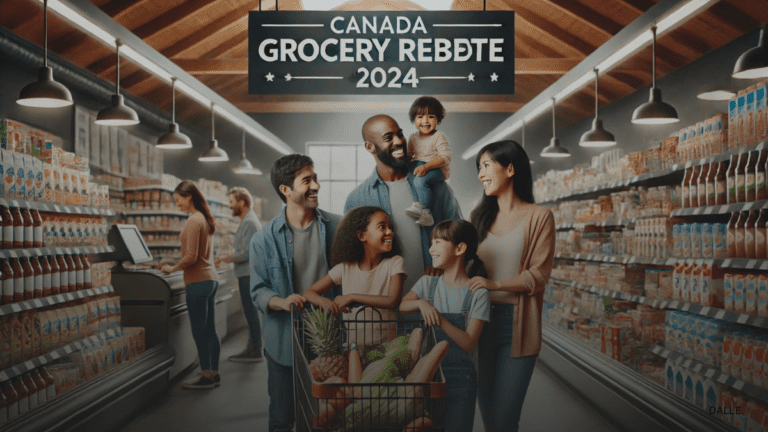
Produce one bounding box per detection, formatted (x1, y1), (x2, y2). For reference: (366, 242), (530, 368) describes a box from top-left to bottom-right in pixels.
(232, 128), (262, 175)
(632, 26), (678, 125)
(95, 40), (139, 126)
(198, 103), (229, 162)
(157, 77), (192, 149)
(733, 26), (768, 79)
(541, 97), (571, 158)
(17, 0), (73, 108)
(580, 68), (616, 147)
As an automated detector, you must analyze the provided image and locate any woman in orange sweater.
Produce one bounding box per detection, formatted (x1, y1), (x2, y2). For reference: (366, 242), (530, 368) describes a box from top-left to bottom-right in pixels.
(468, 140), (556, 432)
(161, 180), (220, 390)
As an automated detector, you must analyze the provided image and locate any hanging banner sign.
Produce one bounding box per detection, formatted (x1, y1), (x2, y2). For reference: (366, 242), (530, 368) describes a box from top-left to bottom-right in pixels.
(248, 11), (514, 95)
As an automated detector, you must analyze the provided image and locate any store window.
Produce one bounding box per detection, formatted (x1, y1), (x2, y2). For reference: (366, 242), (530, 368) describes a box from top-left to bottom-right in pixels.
(307, 142), (377, 215)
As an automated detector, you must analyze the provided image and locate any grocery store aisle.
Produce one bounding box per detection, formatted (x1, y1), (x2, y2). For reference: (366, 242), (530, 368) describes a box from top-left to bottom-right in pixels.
(119, 329), (623, 432)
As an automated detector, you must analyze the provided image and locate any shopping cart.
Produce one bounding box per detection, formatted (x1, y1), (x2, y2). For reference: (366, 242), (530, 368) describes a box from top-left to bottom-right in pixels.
(292, 305), (446, 432)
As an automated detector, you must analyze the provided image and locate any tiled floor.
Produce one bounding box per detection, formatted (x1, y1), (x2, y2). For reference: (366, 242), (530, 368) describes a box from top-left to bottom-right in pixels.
(119, 329), (623, 432)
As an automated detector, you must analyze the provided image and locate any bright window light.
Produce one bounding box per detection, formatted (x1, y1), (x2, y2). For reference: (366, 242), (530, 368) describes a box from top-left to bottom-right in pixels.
(301, 0), (453, 10)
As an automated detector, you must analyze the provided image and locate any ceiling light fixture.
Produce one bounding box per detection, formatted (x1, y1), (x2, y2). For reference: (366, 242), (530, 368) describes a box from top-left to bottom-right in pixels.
(95, 39), (139, 126)
(580, 68), (617, 147)
(199, 103), (229, 162)
(541, 98), (570, 158)
(697, 90), (737, 101)
(17, 0), (73, 108)
(157, 77), (192, 149)
(631, 26), (679, 125)
(232, 128), (262, 175)
(733, 25), (768, 79)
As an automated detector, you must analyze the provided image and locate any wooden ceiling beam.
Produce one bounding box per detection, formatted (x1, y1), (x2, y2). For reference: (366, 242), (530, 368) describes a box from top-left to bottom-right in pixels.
(132, 0), (213, 40)
(102, 0), (153, 22)
(612, 0), (656, 15)
(510, 8), (595, 57)
(173, 57), (583, 75)
(705, 1), (760, 33)
(541, 0), (623, 37)
(232, 100), (525, 113)
(198, 32), (249, 60)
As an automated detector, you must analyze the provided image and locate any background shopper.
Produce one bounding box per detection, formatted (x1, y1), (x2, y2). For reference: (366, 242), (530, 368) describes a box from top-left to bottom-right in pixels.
(217, 187), (263, 362)
(161, 180), (221, 390)
(468, 140), (556, 431)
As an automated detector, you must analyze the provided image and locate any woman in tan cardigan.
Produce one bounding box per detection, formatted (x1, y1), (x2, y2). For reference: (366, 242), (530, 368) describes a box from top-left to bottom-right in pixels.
(161, 180), (220, 390)
(468, 140), (556, 432)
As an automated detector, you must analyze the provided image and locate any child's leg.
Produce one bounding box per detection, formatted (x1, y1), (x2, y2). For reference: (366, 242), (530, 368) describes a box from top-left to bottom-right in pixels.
(411, 161), (445, 209)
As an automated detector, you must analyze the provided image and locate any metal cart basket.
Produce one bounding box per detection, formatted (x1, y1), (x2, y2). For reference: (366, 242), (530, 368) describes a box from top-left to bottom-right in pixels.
(292, 306), (446, 432)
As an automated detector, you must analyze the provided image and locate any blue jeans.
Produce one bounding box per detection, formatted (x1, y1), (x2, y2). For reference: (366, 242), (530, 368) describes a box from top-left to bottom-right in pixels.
(410, 160), (445, 209)
(477, 304), (537, 432)
(186, 280), (221, 371)
(265, 350), (294, 432)
(238, 276), (263, 353)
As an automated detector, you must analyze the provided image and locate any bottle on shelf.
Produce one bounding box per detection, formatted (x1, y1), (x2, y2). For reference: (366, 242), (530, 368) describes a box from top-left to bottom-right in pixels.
(756, 149), (768, 202)
(696, 163), (708, 207)
(40, 256), (51, 298)
(31, 210), (43, 249)
(21, 209), (33, 249)
(11, 207), (23, 249)
(49, 254), (60, 296)
(736, 152), (750, 203)
(22, 373), (38, 411)
(73, 254), (84, 291)
(735, 211), (748, 258)
(727, 212), (739, 258)
(31, 257), (43, 299)
(64, 254), (76, 293)
(32, 369), (47, 407)
(13, 377), (28, 416)
(756, 210), (767, 259)
(2, 259), (13, 305)
(682, 168), (692, 208)
(0, 387), (7, 425)
(689, 165), (700, 208)
(727, 154), (738, 204)
(56, 254), (68, 294)
(704, 162), (717, 207)
(22, 257), (34, 301)
(12, 258), (24, 303)
(745, 211), (758, 259)
(40, 367), (55, 401)
(745, 151), (758, 203)
(2, 380), (19, 421)
(80, 254), (92, 290)
(715, 161), (728, 206)
(1, 205), (12, 250)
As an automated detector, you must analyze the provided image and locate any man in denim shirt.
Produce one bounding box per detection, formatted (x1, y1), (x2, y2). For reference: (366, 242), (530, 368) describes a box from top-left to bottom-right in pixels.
(251, 154), (340, 432)
(345, 114), (463, 295)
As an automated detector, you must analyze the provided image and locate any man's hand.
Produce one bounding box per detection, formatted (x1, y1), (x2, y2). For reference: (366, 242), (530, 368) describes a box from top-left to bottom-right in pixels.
(468, 276), (497, 292)
(413, 165), (429, 177)
(418, 300), (442, 327)
(424, 266), (444, 277)
(281, 294), (306, 311)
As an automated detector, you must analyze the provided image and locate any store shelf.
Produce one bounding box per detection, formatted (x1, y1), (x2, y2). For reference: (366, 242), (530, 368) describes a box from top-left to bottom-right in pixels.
(0, 246), (114, 259)
(543, 295), (581, 316)
(649, 344), (768, 403)
(554, 252), (659, 265)
(553, 253), (768, 271)
(671, 199), (768, 217)
(123, 210), (189, 217)
(139, 229), (183, 234)
(0, 285), (114, 317)
(556, 218), (632, 230)
(147, 243), (180, 248)
(541, 140), (768, 205)
(0, 328), (122, 382)
(550, 278), (768, 329)
(0, 197), (115, 216)
(121, 185), (229, 207)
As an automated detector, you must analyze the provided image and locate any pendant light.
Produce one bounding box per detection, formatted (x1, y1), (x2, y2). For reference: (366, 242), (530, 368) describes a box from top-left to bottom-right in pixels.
(733, 26), (768, 79)
(17, 0), (73, 108)
(232, 128), (262, 174)
(580, 68), (616, 147)
(522, 120), (534, 164)
(697, 90), (736, 101)
(95, 39), (139, 126)
(198, 103), (229, 162)
(541, 97), (570, 158)
(157, 77), (192, 149)
(632, 26), (678, 125)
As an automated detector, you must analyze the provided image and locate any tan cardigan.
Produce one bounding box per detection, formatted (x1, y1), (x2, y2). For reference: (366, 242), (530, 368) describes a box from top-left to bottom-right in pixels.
(492, 202), (556, 358)
(177, 212), (219, 286)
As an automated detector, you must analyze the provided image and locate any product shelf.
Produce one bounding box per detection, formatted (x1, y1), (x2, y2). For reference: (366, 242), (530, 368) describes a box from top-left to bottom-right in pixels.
(671, 199), (768, 217)
(541, 140), (768, 206)
(555, 252), (660, 265)
(122, 210), (189, 217)
(0, 246), (114, 259)
(554, 252), (768, 272)
(138, 229), (183, 234)
(549, 278), (768, 330)
(648, 344), (768, 404)
(0, 197), (115, 216)
(146, 243), (180, 248)
(0, 328), (122, 382)
(556, 218), (633, 230)
(0, 285), (114, 317)
(121, 185), (229, 207)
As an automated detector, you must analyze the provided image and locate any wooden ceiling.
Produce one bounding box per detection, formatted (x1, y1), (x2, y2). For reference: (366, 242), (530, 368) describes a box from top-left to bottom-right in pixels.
(1, 0), (767, 131)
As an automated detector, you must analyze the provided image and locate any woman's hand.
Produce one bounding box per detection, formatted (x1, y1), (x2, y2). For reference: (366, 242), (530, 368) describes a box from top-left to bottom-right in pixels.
(418, 300), (442, 327)
(468, 276), (497, 292)
(333, 294), (355, 313)
(322, 298), (341, 315)
(160, 265), (174, 274)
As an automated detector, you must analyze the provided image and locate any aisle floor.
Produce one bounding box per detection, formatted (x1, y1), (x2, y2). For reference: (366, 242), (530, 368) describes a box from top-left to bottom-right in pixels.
(119, 329), (623, 432)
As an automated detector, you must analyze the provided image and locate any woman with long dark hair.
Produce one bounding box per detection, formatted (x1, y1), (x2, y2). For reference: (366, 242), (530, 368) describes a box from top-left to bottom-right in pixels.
(467, 140), (556, 431)
(161, 180), (221, 389)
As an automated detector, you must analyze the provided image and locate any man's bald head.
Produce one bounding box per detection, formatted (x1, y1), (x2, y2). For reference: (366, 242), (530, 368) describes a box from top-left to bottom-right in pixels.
(362, 114), (396, 144)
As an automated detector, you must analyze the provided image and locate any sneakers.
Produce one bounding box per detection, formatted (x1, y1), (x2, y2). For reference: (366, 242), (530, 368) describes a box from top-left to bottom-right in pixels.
(213, 374), (221, 387)
(405, 201), (423, 218)
(416, 209), (434, 227)
(229, 346), (264, 363)
(182, 376), (216, 390)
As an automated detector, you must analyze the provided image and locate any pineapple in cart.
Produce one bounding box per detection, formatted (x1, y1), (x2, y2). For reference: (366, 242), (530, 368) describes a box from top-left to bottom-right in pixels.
(304, 305), (349, 382)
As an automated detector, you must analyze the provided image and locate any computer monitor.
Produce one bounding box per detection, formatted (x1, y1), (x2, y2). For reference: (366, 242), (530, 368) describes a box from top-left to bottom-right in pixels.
(107, 224), (154, 268)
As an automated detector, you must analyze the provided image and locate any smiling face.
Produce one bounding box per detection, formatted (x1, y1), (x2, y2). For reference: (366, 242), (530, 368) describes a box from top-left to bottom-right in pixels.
(173, 192), (192, 213)
(359, 211), (394, 255)
(414, 110), (438, 137)
(478, 151), (514, 197)
(365, 116), (408, 171)
(282, 165), (320, 210)
(429, 237), (462, 270)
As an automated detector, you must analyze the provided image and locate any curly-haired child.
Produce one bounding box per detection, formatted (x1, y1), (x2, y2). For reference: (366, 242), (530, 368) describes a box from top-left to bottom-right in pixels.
(304, 206), (406, 345)
(404, 96), (453, 227)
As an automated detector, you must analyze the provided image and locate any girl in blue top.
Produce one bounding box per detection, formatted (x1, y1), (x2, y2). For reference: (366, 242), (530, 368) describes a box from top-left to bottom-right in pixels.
(399, 219), (490, 432)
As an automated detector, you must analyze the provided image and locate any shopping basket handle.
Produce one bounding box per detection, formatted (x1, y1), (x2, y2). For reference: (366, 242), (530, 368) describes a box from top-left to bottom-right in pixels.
(352, 304), (383, 320)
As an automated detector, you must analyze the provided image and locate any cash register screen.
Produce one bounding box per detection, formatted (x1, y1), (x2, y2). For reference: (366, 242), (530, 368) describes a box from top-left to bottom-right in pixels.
(115, 224), (153, 264)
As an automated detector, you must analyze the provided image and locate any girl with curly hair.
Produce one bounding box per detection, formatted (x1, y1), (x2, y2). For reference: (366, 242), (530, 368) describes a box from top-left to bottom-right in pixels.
(304, 206), (406, 345)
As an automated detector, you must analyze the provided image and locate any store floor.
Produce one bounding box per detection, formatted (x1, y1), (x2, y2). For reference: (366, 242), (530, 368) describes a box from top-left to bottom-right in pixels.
(119, 329), (623, 432)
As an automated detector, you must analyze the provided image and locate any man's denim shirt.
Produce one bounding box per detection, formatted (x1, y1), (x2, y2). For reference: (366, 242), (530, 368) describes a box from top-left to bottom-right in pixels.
(344, 168), (463, 268)
(250, 207), (341, 366)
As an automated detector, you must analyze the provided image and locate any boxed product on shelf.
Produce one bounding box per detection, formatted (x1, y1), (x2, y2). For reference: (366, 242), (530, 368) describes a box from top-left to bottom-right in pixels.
(758, 81), (767, 144)
(47, 363), (81, 396)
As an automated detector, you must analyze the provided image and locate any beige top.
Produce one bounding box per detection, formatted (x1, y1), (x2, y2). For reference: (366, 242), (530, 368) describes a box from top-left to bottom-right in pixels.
(178, 212), (218, 286)
(328, 255), (406, 345)
(477, 222), (525, 283)
(407, 131), (452, 179)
